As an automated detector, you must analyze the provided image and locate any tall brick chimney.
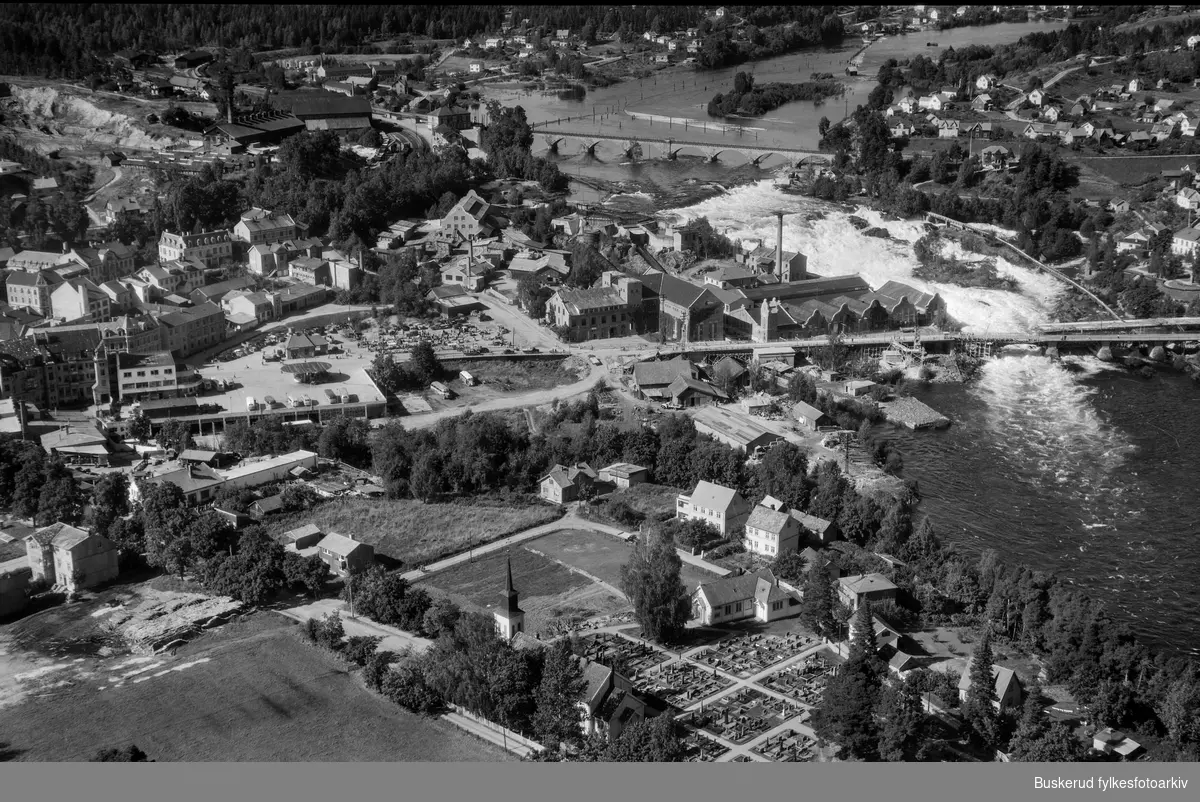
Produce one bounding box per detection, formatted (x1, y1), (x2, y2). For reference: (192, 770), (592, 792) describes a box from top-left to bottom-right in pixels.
(775, 211), (785, 281)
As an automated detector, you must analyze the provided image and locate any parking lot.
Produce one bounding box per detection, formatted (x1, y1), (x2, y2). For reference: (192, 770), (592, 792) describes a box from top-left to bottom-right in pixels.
(199, 324), (384, 413)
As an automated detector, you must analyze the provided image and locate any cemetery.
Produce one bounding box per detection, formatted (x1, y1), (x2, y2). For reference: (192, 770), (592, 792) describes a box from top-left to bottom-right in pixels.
(756, 649), (841, 706)
(576, 631), (671, 674)
(679, 726), (731, 762)
(683, 687), (806, 745)
(689, 631), (813, 678)
(750, 728), (819, 762)
(635, 658), (734, 709)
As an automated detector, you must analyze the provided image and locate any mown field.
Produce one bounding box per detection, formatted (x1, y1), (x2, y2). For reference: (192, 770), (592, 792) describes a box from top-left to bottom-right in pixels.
(271, 497), (564, 568)
(0, 614), (511, 762)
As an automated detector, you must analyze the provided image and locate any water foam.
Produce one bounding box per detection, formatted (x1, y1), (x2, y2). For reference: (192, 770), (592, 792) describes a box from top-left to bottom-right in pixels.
(970, 356), (1133, 486)
(665, 180), (1062, 335)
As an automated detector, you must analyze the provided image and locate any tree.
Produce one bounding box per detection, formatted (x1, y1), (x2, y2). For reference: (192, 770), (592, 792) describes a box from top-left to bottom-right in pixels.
(602, 715), (685, 762)
(619, 531), (690, 644)
(36, 460), (83, 525)
(770, 550), (807, 584)
(282, 551), (331, 597)
(533, 639), (587, 747)
(128, 414), (152, 443)
(410, 339), (442, 384)
(963, 628), (1001, 751)
(92, 744), (149, 762)
(799, 559), (837, 639)
(812, 605), (883, 760)
(422, 597), (461, 638)
(317, 415), (371, 466)
(877, 677), (926, 761)
(140, 482), (194, 576)
(156, 419), (193, 454)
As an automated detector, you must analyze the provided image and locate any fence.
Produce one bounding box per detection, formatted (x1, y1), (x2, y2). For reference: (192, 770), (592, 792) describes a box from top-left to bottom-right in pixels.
(447, 704), (544, 757)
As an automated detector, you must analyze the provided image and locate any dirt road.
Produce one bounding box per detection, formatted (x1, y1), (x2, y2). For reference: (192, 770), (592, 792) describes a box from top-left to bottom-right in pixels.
(392, 361), (607, 430)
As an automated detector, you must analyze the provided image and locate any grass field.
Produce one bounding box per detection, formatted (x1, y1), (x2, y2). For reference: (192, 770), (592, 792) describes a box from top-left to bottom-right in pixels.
(527, 529), (718, 593)
(0, 613), (512, 762)
(271, 497), (564, 568)
(418, 544), (628, 634)
(1070, 154), (1198, 186)
(451, 357), (585, 393)
(603, 483), (681, 522)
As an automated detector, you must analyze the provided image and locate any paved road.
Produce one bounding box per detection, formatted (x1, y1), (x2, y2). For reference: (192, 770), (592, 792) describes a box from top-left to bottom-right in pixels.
(1042, 65), (1083, 90)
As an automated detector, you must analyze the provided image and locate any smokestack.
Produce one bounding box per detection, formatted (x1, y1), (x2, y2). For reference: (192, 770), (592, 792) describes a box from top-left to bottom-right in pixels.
(775, 211), (785, 281)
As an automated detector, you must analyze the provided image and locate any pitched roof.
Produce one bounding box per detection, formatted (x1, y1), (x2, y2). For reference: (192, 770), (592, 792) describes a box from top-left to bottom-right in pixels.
(632, 357), (697, 388)
(317, 532), (370, 557)
(667, 374), (726, 400)
(283, 523), (323, 542)
(686, 480), (742, 512)
(790, 510), (834, 536)
(839, 572), (898, 595)
(746, 504), (793, 534)
(695, 570), (778, 608)
(553, 286), (626, 314)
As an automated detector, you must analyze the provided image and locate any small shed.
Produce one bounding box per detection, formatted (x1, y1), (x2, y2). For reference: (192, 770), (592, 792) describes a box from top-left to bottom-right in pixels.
(844, 380), (877, 397)
(793, 401), (830, 431)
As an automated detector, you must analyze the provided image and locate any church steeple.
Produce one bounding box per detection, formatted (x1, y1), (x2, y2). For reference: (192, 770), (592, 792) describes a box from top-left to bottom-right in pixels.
(494, 555), (525, 640)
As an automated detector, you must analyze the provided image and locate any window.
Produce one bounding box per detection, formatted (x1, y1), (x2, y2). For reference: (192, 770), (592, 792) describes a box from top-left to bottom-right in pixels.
(724, 604), (731, 615)
(137, 371), (145, 377)
(772, 601), (783, 611)
(735, 602), (742, 612)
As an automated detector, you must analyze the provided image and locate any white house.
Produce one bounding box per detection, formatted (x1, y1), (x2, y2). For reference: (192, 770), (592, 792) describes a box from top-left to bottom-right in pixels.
(958, 662), (1024, 711)
(1028, 87), (1046, 106)
(744, 496), (800, 558)
(1189, 34), (1200, 50)
(1128, 78), (1141, 93)
(676, 480), (750, 537)
(1177, 188), (1200, 210)
(917, 95), (943, 112)
(975, 73), (997, 91)
(898, 96), (917, 114)
(1172, 226), (1200, 256)
(691, 571), (798, 627)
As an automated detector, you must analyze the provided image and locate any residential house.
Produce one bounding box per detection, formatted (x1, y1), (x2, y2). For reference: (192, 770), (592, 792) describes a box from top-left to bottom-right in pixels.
(1128, 78), (1141, 93)
(918, 95), (944, 112)
(105, 197), (143, 224)
(135, 261), (204, 298)
(1028, 87), (1046, 107)
(1177, 188), (1200, 210)
(676, 479), (750, 537)
(837, 573), (899, 611)
(315, 532), (374, 578)
(577, 656), (670, 741)
(6, 270), (59, 316)
(539, 462), (599, 504)
(1171, 226), (1200, 257)
(24, 523), (118, 592)
(744, 496), (801, 558)
(132, 464), (225, 505)
(232, 210), (299, 248)
(898, 96), (917, 114)
(222, 290), (277, 328)
(890, 121), (915, 138)
(426, 105), (472, 132)
(1041, 105), (1062, 123)
(289, 256), (331, 286)
(938, 119), (960, 139)
(975, 74), (997, 91)
(958, 661), (1024, 711)
(691, 571), (798, 626)
(158, 230), (232, 269)
(50, 278), (111, 323)
(1092, 729), (1144, 760)
(971, 94), (993, 112)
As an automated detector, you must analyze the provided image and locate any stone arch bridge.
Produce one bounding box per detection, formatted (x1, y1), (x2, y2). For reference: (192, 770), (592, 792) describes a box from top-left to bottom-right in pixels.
(539, 130), (830, 166)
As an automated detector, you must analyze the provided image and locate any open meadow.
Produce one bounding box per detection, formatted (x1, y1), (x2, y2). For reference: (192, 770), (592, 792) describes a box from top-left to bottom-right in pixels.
(418, 544), (628, 635)
(0, 612), (511, 762)
(271, 497), (564, 568)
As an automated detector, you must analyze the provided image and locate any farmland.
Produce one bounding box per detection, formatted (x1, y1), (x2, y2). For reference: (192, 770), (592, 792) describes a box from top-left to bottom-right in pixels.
(0, 612), (511, 762)
(271, 497), (565, 568)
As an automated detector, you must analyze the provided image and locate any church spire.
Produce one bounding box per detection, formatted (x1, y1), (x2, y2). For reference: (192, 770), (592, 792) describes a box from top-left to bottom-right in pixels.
(501, 555), (523, 616)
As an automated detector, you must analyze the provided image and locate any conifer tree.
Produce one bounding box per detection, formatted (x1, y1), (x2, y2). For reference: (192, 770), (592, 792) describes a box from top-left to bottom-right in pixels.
(964, 628), (1001, 752)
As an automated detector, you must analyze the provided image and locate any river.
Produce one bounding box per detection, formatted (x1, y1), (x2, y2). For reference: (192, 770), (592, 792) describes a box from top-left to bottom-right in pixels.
(888, 357), (1200, 656)
(476, 20), (1067, 210)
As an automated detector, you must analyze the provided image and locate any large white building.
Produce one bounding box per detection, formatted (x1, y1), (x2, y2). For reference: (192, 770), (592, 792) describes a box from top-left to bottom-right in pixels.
(158, 230), (233, 269)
